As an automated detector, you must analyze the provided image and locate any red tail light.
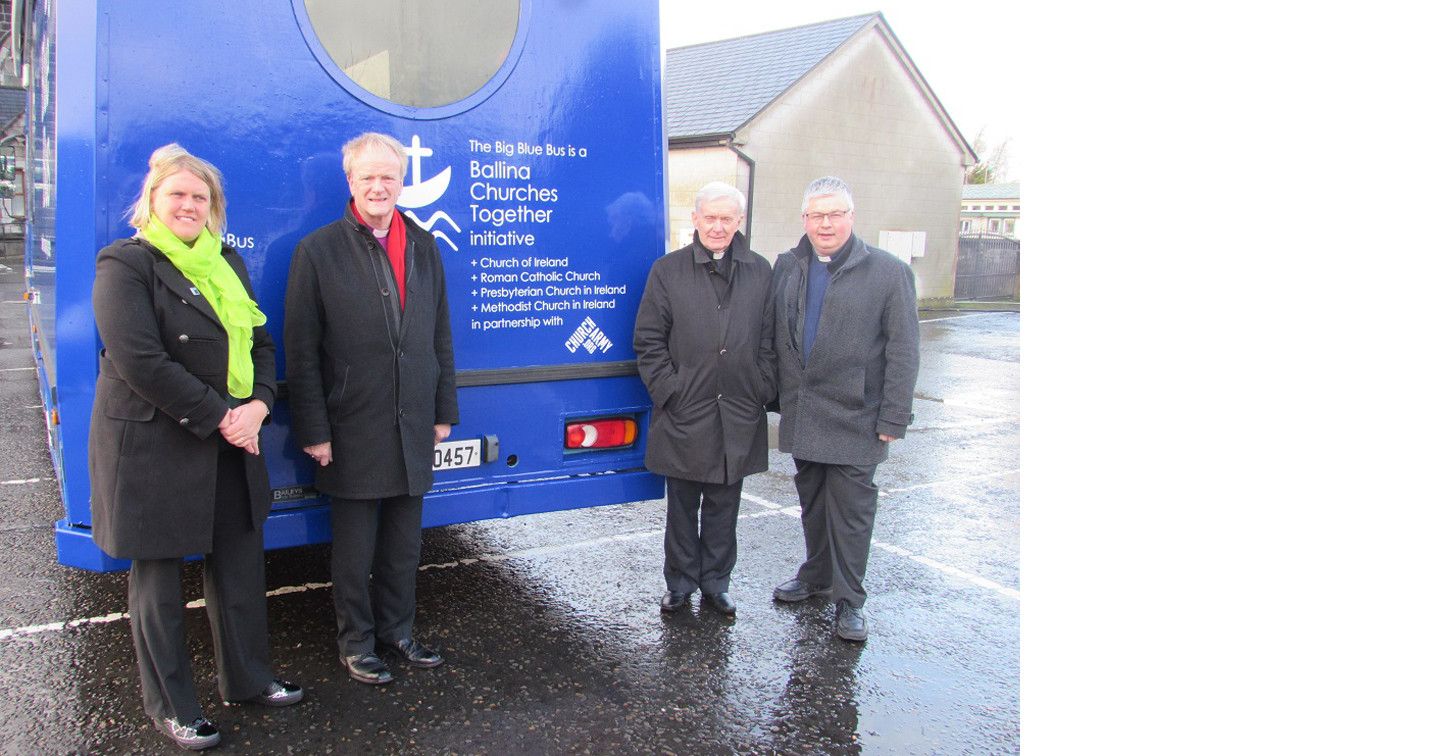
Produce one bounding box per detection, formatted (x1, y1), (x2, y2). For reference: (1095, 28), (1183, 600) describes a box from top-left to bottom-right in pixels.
(565, 417), (637, 450)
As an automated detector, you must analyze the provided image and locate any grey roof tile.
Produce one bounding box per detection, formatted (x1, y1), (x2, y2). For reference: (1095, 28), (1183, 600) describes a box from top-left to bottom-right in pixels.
(665, 14), (875, 139)
(962, 183), (1021, 200)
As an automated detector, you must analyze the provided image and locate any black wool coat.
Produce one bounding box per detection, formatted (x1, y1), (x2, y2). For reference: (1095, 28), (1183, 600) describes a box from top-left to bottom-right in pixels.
(634, 231), (776, 485)
(88, 238), (277, 560)
(283, 204), (459, 500)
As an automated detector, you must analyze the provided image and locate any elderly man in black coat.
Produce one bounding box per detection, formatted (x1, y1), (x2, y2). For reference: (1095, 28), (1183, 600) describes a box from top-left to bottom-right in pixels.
(769, 176), (920, 642)
(634, 181), (776, 615)
(284, 132), (459, 685)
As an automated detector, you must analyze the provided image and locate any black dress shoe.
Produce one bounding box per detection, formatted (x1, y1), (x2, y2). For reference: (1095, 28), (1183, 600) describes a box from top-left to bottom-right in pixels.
(227, 678), (304, 707)
(703, 592), (737, 615)
(154, 716), (220, 750)
(834, 600), (868, 642)
(341, 652), (394, 684)
(660, 591), (691, 612)
(773, 578), (830, 602)
(380, 637), (444, 668)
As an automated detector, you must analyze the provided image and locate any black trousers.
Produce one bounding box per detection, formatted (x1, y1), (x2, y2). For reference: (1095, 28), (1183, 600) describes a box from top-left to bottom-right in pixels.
(329, 493), (424, 656)
(792, 458), (879, 609)
(127, 446), (271, 722)
(663, 477), (743, 595)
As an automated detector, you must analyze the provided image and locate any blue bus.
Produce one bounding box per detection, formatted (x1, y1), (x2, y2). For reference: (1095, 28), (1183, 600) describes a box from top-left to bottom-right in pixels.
(20, 0), (666, 571)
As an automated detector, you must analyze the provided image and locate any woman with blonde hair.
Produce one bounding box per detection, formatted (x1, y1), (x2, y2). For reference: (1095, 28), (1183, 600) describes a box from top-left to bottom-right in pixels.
(89, 143), (302, 750)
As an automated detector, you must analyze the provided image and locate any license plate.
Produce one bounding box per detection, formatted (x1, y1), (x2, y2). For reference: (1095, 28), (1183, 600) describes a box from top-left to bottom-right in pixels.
(433, 439), (484, 470)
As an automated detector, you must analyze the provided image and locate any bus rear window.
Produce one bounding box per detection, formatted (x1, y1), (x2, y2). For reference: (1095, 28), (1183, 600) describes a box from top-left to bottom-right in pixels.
(301, 0), (521, 108)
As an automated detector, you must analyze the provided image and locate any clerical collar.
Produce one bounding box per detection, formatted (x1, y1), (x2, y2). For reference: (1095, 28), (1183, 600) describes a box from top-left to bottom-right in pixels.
(816, 255), (832, 263)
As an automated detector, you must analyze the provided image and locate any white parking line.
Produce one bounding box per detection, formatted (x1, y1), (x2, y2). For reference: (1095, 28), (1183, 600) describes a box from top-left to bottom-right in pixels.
(0, 514), (794, 640)
(0, 612), (131, 640)
(741, 480), (1021, 601)
(0, 476), (1017, 640)
(881, 468), (1019, 496)
(1, 477), (50, 486)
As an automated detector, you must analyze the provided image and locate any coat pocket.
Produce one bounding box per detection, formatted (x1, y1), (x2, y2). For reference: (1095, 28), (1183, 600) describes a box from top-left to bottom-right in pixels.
(169, 333), (226, 380)
(103, 387), (156, 459)
(323, 357), (350, 415)
(104, 388), (157, 422)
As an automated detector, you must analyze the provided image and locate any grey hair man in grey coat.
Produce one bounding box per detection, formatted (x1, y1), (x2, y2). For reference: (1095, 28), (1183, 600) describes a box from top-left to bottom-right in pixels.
(769, 176), (920, 642)
(634, 181), (776, 616)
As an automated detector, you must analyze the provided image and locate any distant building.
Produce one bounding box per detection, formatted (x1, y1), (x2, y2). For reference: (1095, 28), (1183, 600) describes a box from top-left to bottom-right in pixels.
(0, 5), (26, 254)
(960, 183), (1021, 239)
(665, 13), (977, 302)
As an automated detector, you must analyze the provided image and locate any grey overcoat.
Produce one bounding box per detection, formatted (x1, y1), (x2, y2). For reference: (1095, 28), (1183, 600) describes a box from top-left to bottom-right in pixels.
(634, 231), (776, 485)
(771, 233), (920, 466)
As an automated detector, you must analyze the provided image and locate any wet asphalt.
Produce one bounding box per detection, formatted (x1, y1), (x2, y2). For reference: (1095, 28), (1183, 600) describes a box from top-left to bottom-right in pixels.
(0, 261), (1019, 755)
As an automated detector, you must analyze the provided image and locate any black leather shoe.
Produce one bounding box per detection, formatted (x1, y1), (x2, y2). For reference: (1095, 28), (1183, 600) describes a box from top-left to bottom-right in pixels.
(154, 716), (220, 750)
(227, 678), (304, 707)
(834, 600), (868, 642)
(660, 591), (690, 612)
(380, 637), (444, 668)
(773, 578), (830, 602)
(703, 592), (737, 615)
(341, 652), (394, 684)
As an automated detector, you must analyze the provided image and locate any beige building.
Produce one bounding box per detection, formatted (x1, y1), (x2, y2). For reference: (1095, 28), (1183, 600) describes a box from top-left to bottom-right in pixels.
(665, 13), (977, 302)
(960, 183), (1021, 239)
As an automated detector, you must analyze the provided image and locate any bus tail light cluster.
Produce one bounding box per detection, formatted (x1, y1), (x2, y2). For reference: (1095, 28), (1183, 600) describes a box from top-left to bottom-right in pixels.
(564, 416), (637, 450)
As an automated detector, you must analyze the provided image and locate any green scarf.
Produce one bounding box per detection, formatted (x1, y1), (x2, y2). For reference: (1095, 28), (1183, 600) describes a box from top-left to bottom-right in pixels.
(141, 216), (268, 399)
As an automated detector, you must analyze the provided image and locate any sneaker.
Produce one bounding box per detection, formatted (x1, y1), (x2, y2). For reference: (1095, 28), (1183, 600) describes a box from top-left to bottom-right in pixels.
(154, 716), (221, 750)
(226, 678), (304, 707)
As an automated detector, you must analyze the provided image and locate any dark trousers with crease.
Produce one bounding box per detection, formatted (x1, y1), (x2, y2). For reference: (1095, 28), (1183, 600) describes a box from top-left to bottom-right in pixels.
(329, 493), (423, 657)
(792, 458), (879, 609)
(663, 477), (743, 595)
(127, 446), (271, 723)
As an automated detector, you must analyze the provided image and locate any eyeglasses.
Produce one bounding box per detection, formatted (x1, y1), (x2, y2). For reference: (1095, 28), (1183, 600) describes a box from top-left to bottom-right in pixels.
(803, 210), (850, 224)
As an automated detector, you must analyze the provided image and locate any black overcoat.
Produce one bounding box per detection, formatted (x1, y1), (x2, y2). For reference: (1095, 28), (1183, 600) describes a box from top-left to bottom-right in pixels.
(283, 204), (459, 500)
(633, 231), (776, 485)
(88, 238), (277, 560)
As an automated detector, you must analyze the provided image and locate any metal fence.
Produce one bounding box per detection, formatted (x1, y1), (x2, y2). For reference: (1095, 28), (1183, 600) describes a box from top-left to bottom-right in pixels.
(954, 233), (1020, 300)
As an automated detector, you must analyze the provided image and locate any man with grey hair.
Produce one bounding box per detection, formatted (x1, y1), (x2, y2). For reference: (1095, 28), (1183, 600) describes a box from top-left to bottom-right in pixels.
(634, 181), (775, 616)
(286, 132), (459, 684)
(769, 176), (919, 642)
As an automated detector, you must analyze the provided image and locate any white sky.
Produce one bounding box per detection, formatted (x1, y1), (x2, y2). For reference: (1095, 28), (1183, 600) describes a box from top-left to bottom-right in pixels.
(657, 1), (1020, 181)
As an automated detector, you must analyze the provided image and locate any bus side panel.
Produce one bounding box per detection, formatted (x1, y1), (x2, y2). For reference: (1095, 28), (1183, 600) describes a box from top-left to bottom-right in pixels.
(43, 0), (667, 571)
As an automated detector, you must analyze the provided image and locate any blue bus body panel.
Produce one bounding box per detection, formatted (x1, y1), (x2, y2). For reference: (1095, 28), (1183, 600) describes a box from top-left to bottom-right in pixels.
(28, 0), (666, 571)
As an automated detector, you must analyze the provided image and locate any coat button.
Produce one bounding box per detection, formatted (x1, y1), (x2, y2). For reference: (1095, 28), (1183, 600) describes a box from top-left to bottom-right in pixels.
(179, 417), (190, 426)
(719, 348), (728, 356)
(716, 394), (723, 400)
(178, 334), (189, 343)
